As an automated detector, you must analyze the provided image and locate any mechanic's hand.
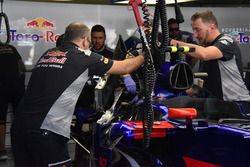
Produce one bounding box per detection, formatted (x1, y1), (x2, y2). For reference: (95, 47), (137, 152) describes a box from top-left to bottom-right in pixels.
(169, 38), (173, 46)
(123, 75), (136, 94)
(186, 85), (203, 97)
(185, 88), (194, 96)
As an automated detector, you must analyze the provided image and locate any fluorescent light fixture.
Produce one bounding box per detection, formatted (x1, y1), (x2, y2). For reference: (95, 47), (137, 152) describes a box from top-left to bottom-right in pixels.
(113, 0), (197, 5)
(52, 0), (73, 2)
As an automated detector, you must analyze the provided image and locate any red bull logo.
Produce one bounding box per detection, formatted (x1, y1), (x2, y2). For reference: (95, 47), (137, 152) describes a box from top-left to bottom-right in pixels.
(26, 17), (55, 30)
(26, 20), (38, 28)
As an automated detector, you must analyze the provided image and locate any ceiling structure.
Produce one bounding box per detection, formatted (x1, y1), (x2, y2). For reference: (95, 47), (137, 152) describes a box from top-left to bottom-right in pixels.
(11, 0), (250, 7)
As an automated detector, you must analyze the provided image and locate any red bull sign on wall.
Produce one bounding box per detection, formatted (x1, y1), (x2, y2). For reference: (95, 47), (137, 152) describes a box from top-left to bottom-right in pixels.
(10, 17), (60, 43)
(26, 17), (55, 30)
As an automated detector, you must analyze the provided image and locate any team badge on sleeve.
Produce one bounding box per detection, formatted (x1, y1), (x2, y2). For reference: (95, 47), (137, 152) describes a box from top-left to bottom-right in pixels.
(103, 57), (109, 64)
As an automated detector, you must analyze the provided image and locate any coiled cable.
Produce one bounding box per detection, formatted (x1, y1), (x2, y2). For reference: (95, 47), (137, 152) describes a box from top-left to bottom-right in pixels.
(141, 0), (156, 149)
(151, 0), (169, 55)
(141, 1), (151, 43)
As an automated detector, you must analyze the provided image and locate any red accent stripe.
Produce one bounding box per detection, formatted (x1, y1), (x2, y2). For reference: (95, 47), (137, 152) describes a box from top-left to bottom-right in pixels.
(126, 121), (174, 139)
(183, 156), (220, 167)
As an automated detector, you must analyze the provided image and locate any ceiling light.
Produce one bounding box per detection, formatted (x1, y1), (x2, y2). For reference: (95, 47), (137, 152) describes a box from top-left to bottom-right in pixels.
(52, 0), (73, 2)
(113, 0), (197, 5)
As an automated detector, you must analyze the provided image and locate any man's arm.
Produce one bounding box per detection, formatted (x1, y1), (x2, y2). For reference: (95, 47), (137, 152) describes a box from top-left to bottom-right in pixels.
(170, 39), (223, 61)
(107, 54), (144, 75)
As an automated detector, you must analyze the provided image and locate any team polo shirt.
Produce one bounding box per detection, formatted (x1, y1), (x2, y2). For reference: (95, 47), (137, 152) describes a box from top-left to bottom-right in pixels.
(91, 45), (114, 59)
(200, 34), (250, 101)
(15, 42), (113, 138)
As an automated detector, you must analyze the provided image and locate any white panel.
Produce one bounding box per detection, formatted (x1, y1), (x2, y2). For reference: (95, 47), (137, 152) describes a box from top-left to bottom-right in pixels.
(3, 1), (250, 69)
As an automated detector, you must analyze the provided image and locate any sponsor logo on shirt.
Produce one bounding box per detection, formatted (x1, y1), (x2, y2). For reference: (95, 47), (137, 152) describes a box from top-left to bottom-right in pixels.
(219, 39), (230, 45)
(219, 36), (234, 46)
(38, 57), (67, 64)
(46, 50), (67, 57)
(36, 50), (68, 69)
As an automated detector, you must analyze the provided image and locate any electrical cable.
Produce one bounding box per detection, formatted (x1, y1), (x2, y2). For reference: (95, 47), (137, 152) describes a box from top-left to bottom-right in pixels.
(141, 0), (155, 149)
(151, 0), (169, 55)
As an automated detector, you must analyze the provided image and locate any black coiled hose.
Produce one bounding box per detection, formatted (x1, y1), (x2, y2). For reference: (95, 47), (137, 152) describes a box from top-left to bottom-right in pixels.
(151, 0), (169, 55)
(0, 0), (10, 45)
(141, 2), (151, 43)
(141, 0), (155, 149)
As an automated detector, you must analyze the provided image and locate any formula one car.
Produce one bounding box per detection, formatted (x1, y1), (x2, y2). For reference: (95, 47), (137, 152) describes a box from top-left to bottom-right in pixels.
(71, 0), (250, 167)
(72, 58), (250, 167)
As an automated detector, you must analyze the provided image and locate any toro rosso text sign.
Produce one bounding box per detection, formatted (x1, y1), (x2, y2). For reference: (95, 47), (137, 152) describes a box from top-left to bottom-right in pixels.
(10, 17), (60, 43)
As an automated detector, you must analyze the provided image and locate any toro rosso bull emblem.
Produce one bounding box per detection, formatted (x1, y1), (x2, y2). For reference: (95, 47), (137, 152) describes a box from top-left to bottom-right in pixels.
(26, 17), (55, 30)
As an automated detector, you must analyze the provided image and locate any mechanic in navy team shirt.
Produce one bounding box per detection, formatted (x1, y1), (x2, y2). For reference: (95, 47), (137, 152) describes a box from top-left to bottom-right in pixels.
(11, 21), (144, 167)
(165, 10), (250, 119)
